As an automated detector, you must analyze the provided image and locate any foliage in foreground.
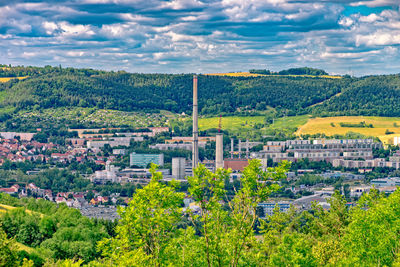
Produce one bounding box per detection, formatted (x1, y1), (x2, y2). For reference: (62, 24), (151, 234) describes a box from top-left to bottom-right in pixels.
(0, 195), (113, 266)
(3, 159), (400, 266)
(95, 160), (400, 266)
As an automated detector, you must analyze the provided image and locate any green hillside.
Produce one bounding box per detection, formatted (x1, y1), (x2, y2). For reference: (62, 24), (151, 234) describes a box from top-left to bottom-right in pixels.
(1, 65), (400, 132)
(0, 65), (346, 116)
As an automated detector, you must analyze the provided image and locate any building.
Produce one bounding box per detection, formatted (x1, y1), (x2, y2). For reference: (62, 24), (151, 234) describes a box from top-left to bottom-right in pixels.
(224, 159), (249, 172)
(293, 194), (330, 210)
(87, 137), (143, 149)
(172, 157), (186, 179)
(149, 143), (195, 151)
(0, 132), (35, 141)
(370, 177), (400, 187)
(112, 149), (126, 155)
(66, 138), (86, 147)
(350, 185), (371, 198)
(332, 158), (385, 168)
(258, 202), (291, 217)
(165, 136), (216, 144)
(90, 162), (120, 184)
(130, 152), (164, 167)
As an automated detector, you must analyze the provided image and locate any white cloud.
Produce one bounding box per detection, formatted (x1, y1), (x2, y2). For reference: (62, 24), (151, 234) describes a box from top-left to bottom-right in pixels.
(359, 13), (381, 23)
(59, 22), (95, 37)
(339, 17), (354, 27)
(350, 0), (399, 7)
(43, 21), (58, 35)
(356, 31), (400, 46)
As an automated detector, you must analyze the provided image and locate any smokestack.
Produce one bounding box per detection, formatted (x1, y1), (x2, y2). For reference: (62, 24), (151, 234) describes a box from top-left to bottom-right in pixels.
(230, 138), (234, 159)
(192, 75), (199, 170)
(246, 139), (249, 159)
(216, 133), (223, 169)
(238, 139), (241, 159)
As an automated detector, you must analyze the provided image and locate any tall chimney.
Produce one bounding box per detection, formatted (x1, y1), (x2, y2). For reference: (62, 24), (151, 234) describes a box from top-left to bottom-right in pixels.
(230, 138), (234, 159)
(238, 139), (241, 159)
(192, 75), (199, 170)
(246, 139), (249, 159)
(215, 133), (223, 169)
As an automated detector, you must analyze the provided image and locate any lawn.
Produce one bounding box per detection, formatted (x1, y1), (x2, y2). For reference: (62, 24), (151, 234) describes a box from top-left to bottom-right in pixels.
(297, 116), (400, 144)
(199, 116), (265, 131)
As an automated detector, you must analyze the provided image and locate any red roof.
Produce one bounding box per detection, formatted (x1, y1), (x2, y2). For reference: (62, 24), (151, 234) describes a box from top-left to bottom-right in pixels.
(0, 188), (17, 193)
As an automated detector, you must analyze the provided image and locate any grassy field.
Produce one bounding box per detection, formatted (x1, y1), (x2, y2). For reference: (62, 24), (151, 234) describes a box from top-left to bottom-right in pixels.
(199, 116), (265, 131)
(297, 116), (400, 144)
(0, 76), (28, 82)
(199, 115), (310, 138)
(267, 115), (310, 132)
(0, 203), (44, 218)
(205, 72), (342, 79)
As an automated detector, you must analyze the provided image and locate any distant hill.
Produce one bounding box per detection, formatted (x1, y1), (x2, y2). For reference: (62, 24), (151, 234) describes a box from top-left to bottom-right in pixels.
(0, 65), (345, 115)
(249, 67), (329, 76)
(1, 64), (400, 120)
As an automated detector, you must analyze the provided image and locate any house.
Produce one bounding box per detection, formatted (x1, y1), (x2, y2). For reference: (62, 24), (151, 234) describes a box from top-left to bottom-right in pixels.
(55, 197), (67, 204)
(350, 185), (371, 198)
(0, 184), (19, 195)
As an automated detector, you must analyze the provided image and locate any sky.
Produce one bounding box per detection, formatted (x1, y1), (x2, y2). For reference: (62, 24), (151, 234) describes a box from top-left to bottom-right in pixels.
(0, 0), (399, 76)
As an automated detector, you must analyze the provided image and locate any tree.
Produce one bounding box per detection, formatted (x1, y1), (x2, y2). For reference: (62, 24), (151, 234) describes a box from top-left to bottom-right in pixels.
(0, 227), (18, 267)
(99, 164), (185, 266)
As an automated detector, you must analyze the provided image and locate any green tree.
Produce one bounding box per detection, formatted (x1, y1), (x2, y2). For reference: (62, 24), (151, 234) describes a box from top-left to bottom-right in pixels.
(0, 227), (19, 267)
(99, 164), (185, 266)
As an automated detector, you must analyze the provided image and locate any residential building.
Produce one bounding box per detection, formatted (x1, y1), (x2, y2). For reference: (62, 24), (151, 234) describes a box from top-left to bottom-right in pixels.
(258, 202), (291, 217)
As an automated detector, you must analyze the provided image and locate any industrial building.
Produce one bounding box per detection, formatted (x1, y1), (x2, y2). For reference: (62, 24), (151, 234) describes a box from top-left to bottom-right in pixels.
(172, 157), (186, 179)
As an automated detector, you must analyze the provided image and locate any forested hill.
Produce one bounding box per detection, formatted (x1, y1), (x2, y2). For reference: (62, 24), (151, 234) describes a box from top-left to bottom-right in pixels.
(1, 64), (400, 117)
(311, 75), (400, 117)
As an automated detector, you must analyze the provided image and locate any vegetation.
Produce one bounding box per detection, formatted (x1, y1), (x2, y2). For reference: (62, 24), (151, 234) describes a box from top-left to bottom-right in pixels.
(197, 115), (309, 140)
(0, 193), (115, 265)
(2, 161), (400, 266)
(339, 121), (373, 128)
(0, 65), (348, 119)
(311, 74), (400, 116)
(250, 67), (329, 76)
(297, 116), (400, 143)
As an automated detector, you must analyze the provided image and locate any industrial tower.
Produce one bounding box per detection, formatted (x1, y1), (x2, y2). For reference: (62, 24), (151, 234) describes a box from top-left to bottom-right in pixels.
(192, 75), (199, 170)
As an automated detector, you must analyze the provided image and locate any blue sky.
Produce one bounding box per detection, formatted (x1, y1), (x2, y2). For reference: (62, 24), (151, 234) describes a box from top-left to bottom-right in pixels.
(0, 0), (399, 76)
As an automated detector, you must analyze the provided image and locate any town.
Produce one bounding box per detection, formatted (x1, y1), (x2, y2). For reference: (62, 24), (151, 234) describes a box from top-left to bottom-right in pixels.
(1, 125), (399, 219)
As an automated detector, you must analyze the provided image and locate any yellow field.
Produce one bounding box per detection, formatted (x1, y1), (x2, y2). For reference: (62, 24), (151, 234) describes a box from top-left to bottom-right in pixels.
(0, 76), (28, 82)
(205, 72), (268, 77)
(205, 72), (342, 79)
(0, 203), (17, 211)
(0, 203), (43, 217)
(297, 116), (400, 144)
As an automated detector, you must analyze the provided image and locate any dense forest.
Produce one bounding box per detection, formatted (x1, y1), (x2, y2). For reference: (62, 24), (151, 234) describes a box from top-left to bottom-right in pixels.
(2, 161), (400, 266)
(1, 64), (400, 125)
(249, 67), (329, 76)
(0, 65), (345, 116)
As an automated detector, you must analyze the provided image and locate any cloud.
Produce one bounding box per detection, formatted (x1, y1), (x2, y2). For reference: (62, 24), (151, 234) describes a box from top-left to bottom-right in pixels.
(0, 0), (399, 75)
